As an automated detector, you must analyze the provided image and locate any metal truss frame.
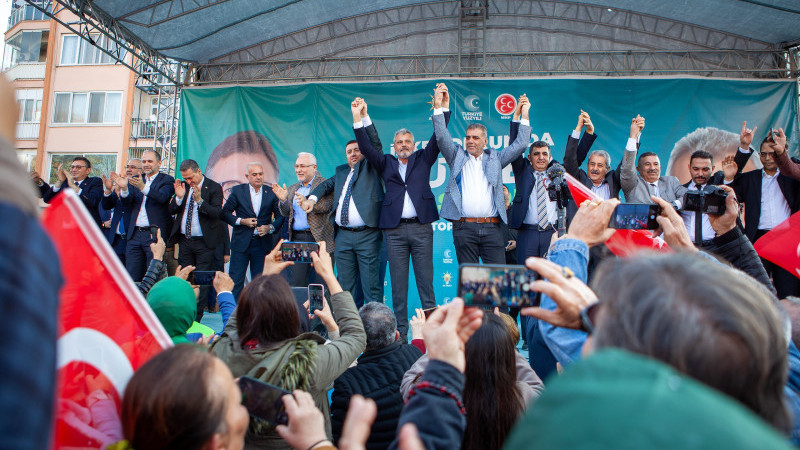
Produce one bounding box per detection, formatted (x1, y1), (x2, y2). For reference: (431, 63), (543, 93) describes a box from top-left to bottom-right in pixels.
(195, 49), (798, 84)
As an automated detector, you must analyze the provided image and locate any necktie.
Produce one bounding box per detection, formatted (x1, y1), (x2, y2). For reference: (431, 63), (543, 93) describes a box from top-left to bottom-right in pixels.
(694, 184), (703, 244)
(117, 214), (125, 235)
(185, 190), (194, 237)
(341, 171), (355, 226)
(536, 173), (549, 229)
(649, 183), (658, 198)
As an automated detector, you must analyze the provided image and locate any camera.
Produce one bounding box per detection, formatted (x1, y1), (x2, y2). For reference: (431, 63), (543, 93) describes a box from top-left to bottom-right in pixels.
(682, 185), (727, 215)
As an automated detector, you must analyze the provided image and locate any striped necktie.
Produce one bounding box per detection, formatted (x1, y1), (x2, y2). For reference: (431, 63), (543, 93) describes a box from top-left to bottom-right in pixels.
(536, 173), (549, 228)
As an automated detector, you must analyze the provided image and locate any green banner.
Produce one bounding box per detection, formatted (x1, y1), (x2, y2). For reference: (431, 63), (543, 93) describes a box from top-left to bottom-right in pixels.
(178, 77), (798, 309)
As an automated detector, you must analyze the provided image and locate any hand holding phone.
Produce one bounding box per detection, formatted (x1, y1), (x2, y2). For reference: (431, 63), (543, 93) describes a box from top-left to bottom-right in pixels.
(188, 270), (216, 285)
(281, 241), (320, 263)
(308, 284), (324, 316)
(458, 264), (539, 308)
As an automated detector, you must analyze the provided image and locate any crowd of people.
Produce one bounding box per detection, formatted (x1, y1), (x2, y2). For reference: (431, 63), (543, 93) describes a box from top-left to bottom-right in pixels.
(6, 75), (800, 449)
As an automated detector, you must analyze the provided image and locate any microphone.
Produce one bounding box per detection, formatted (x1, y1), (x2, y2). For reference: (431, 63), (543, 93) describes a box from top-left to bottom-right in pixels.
(546, 163), (566, 181)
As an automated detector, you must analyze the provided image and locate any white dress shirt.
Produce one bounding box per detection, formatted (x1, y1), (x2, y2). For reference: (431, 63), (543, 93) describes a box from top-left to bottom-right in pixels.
(523, 171), (557, 225)
(119, 173), (155, 227)
(177, 177), (204, 237)
(397, 161), (419, 219)
(461, 152), (497, 218)
(335, 168), (366, 227)
(759, 169), (791, 230)
(680, 183), (715, 242)
(235, 184), (262, 235)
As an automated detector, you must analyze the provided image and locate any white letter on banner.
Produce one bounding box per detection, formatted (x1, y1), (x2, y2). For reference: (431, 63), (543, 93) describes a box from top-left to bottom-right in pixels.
(489, 135), (505, 149)
(430, 157), (447, 188)
(502, 165), (514, 183)
(542, 132), (555, 146)
(530, 134), (539, 142)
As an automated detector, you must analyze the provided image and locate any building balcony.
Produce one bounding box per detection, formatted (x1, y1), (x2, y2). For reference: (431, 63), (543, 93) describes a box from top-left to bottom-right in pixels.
(131, 119), (157, 139)
(4, 62), (46, 81)
(16, 122), (40, 140)
(8, 2), (51, 31)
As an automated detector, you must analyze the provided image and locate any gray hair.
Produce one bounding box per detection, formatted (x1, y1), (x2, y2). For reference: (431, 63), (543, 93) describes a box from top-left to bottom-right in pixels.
(667, 127), (762, 176)
(466, 123), (487, 139)
(588, 150), (611, 168)
(246, 162), (263, 173)
(394, 128), (415, 143)
(359, 302), (397, 351)
(297, 152), (317, 165)
(127, 158), (142, 165)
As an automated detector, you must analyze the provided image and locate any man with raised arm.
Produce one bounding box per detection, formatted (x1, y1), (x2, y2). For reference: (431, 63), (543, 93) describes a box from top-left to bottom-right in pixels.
(350, 85), (450, 341)
(434, 90), (531, 264)
(563, 110), (620, 200)
(620, 115), (687, 205)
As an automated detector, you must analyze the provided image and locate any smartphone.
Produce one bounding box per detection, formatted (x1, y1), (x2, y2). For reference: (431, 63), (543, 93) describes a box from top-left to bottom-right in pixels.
(188, 270), (216, 285)
(149, 225), (159, 242)
(458, 264), (539, 308)
(308, 284), (324, 314)
(237, 376), (290, 425)
(281, 241), (320, 263)
(608, 203), (661, 230)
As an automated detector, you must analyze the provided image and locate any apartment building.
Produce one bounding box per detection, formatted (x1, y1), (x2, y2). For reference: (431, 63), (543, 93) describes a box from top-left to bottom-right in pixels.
(3, 1), (175, 185)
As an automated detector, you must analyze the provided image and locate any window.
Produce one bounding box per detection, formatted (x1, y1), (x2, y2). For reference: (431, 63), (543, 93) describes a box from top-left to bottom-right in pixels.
(52, 91), (123, 124)
(2, 30), (48, 70)
(60, 34), (127, 65)
(16, 89), (43, 123)
(48, 153), (117, 184)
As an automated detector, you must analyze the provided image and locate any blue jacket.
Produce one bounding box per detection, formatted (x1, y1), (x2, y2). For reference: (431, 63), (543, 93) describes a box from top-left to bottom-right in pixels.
(221, 183), (284, 253)
(355, 112), (451, 228)
(118, 172), (175, 239)
(434, 112), (531, 223)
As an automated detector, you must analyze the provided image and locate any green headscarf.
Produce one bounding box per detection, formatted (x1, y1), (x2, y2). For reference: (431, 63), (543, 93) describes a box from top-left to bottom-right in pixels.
(146, 277), (196, 345)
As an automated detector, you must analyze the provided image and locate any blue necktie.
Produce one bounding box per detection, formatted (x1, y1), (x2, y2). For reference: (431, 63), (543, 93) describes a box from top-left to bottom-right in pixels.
(185, 192), (194, 237)
(341, 172), (355, 226)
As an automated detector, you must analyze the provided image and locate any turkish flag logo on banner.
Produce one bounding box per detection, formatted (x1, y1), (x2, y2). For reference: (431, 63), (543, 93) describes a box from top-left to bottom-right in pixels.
(564, 173), (670, 256)
(754, 210), (800, 280)
(41, 190), (172, 448)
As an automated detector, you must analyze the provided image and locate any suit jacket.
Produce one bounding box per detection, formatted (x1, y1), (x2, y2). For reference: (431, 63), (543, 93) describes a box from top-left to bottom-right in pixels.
(356, 112), (450, 228)
(168, 176), (224, 249)
(117, 172), (175, 240)
(729, 148), (800, 242)
(563, 132), (622, 199)
(776, 150), (800, 181)
(278, 171), (335, 252)
(434, 113), (531, 223)
(311, 128), (385, 230)
(620, 149), (687, 203)
(42, 177), (103, 226)
(221, 183), (285, 253)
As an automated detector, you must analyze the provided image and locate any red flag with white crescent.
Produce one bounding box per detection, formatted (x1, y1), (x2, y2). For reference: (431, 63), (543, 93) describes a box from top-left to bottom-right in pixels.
(564, 173), (670, 256)
(754, 210), (800, 280)
(41, 190), (172, 449)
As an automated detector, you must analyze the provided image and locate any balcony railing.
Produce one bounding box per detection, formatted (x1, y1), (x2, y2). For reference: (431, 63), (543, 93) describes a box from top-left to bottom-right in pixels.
(8, 2), (52, 30)
(3, 62), (46, 81)
(131, 119), (164, 139)
(16, 122), (40, 140)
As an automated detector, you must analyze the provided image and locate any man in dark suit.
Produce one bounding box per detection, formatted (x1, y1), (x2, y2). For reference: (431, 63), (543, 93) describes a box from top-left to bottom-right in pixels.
(100, 158), (142, 264)
(563, 111), (619, 200)
(35, 156), (103, 227)
(169, 159), (224, 319)
(678, 143), (749, 250)
(221, 162), (284, 299)
(726, 127), (800, 298)
(352, 89), (450, 340)
(107, 151), (175, 282)
(303, 108), (385, 307)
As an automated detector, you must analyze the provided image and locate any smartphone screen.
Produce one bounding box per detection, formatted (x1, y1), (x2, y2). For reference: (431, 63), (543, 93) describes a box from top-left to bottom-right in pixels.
(281, 241), (320, 263)
(237, 376), (290, 425)
(422, 307), (438, 319)
(608, 203), (661, 230)
(189, 271), (215, 286)
(308, 284), (324, 313)
(458, 264), (539, 308)
(149, 225), (159, 242)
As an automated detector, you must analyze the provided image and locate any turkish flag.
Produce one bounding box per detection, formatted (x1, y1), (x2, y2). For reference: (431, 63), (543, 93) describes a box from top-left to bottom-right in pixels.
(754, 211), (800, 280)
(41, 190), (172, 449)
(565, 173), (670, 256)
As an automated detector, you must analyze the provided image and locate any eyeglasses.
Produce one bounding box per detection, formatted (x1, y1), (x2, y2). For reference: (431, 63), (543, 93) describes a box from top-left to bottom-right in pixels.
(295, 164), (315, 169)
(759, 151), (776, 158)
(125, 165), (141, 169)
(70, 165), (87, 169)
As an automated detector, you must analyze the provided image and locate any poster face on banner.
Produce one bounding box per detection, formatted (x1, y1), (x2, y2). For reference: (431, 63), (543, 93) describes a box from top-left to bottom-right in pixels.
(178, 77), (798, 310)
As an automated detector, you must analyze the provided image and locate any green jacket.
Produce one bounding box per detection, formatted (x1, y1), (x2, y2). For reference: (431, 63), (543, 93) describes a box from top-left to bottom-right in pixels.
(211, 291), (366, 449)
